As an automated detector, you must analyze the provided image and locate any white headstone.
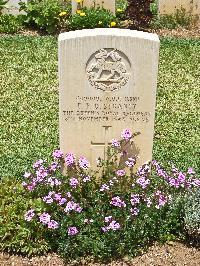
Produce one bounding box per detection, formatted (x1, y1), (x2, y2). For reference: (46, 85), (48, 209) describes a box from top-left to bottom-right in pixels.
(59, 29), (160, 168)
(2, 0), (27, 15)
(159, 0), (199, 17)
(72, 0), (115, 14)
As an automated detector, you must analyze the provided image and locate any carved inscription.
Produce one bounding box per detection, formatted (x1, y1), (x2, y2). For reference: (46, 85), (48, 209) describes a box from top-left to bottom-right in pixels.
(86, 49), (130, 92)
(63, 96), (151, 123)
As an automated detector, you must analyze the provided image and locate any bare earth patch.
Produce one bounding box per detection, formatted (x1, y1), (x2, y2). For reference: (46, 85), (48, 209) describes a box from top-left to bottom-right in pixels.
(151, 26), (200, 39)
(0, 242), (199, 266)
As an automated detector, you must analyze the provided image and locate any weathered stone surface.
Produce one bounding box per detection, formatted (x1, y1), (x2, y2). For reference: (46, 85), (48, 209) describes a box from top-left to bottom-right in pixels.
(2, 0), (27, 15)
(72, 0), (115, 14)
(59, 29), (160, 168)
(159, 0), (199, 17)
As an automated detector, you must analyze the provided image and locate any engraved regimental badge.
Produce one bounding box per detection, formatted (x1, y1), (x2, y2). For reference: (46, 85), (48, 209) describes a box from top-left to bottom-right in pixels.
(86, 49), (131, 92)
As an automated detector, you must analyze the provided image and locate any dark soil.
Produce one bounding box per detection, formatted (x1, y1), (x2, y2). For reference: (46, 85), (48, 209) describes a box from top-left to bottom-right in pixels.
(0, 242), (200, 266)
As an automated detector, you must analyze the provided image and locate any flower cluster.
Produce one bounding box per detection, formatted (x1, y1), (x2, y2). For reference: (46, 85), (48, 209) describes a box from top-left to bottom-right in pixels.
(64, 201), (82, 213)
(110, 196), (126, 208)
(78, 156), (90, 170)
(125, 157), (137, 168)
(154, 190), (169, 209)
(24, 209), (35, 221)
(152, 160), (200, 189)
(111, 139), (120, 148)
(22, 129), (200, 245)
(52, 150), (63, 160)
(130, 194), (140, 205)
(100, 177), (118, 192)
(116, 169), (126, 177)
(68, 226), (79, 236)
(136, 176), (150, 189)
(47, 177), (62, 187)
(121, 128), (132, 140)
(43, 191), (67, 206)
(39, 212), (59, 229)
(65, 153), (76, 167)
(25, 210), (59, 229)
(69, 177), (79, 188)
(102, 216), (121, 232)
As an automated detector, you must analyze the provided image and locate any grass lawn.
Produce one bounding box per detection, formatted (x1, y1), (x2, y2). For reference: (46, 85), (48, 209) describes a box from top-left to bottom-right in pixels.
(0, 36), (199, 178)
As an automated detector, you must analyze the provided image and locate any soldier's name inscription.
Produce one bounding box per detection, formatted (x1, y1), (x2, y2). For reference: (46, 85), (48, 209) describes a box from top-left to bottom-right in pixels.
(63, 96), (151, 123)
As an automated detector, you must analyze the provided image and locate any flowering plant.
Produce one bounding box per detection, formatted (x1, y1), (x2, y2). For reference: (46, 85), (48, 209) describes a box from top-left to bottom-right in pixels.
(67, 7), (119, 31)
(23, 129), (199, 260)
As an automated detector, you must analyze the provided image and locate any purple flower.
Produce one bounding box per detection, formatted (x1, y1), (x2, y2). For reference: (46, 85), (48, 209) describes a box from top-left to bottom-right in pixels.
(22, 181), (27, 187)
(47, 220), (59, 229)
(101, 226), (108, 232)
(137, 163), (150, 177)
(155, 191), (168, 209)
(23, 172), (31, 178)
(105, 216), (112, 223)
(68, 226), (79, 236)
(78, 156), (90, 170)
(64, 201), (76, 212)
(65, 153), (75, 167)
(116, 169), (126, 177)
(111, 139), (120, 148)
(187, 168), (195, 174)
(108, 220), (120, 231)
(168, 178), (180, 188)
(125, 157), (136, 168)
(59, 198), (67, 205)
(76, 206), (83, 213)
(36, 167), (48, 182)
(52, 150), (63, 160)
(100, 184), (109, 192)
(136, 176), (150, 189)
(66, 192), (72, 198)
(50, 162), (59, 172)
(27, 183), (36, 191)
(177, 172), (186, 184)
(39, 212), (51, 224)
(64, 201), (82, 213)
(47, 177), (62, 187)
(130, 207), (139, 216)
(83, 175), (91, 182)
(152, 160), (159, 166)
(33, 159), (44, 169)
(43, 195), (54, 204)
(43, 191), (55, 204)
(24, 209), (35, 221)
(54, 193), (62, 201)
(130, 194), (140, 205)
(121, 128), (132, 140)
(69, 177), (79, 188)
(110, 196), (126, 208)
(192, 179), (200, 187)
(102, 220), (121, 232)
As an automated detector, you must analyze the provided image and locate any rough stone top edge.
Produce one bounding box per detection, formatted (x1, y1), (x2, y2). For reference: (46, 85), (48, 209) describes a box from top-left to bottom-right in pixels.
(58, 28), (160, 43)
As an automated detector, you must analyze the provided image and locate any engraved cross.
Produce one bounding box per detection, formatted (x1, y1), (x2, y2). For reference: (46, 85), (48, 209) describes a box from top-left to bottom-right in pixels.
(91, 126), (112, 159)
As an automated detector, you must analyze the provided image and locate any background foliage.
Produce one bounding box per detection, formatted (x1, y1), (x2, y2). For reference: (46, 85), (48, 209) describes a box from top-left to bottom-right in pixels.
(0, 177), (50, 255)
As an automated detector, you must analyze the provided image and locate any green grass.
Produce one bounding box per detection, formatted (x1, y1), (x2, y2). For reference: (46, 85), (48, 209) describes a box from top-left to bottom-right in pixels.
(0, 36), (199, 178)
